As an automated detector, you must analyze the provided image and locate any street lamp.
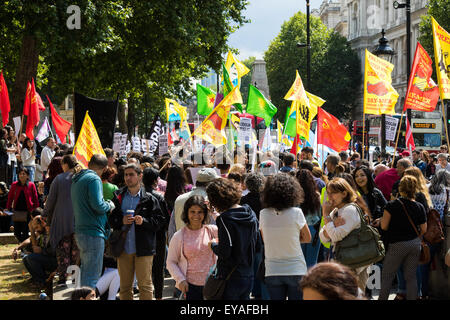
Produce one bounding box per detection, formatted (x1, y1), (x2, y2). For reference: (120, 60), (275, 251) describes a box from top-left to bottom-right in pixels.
(373, 29), (394, 157)
(393, 0), (411, 125)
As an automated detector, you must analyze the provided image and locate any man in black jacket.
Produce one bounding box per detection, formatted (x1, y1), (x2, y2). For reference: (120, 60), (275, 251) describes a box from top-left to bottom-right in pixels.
(108, 164), (166, 300)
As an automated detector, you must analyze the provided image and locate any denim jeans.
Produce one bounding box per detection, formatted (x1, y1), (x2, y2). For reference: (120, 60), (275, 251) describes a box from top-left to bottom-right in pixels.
(22, 253), (57, 285)
(265, 275), (303, 300)
(223, 276), (253, 300)
(75, 233), (105, 288)
(24, 166), (35, 183)
(301, 225), (321, 269)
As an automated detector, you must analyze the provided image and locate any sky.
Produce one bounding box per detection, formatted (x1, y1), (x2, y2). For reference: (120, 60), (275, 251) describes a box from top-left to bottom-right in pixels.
(227, 0), (324, 61)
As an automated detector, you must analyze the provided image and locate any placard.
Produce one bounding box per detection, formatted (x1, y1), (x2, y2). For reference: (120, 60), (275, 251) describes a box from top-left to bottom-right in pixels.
(385, 116), (399, 142)
(238, 117), (252, 145)
(159, 133), (168, 156)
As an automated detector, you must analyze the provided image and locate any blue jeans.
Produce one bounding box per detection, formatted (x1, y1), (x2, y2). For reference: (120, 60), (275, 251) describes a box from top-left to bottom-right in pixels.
(22, 253), (57, 285)
(301, 225), (321, 269)
(24, 166), (35, 183)
(418, 242), (440, 297)
(75, 233), (105, 288)
(265, 275), (303, 300)
(252, 247), (270, 300)
(223, 276), (253, 300)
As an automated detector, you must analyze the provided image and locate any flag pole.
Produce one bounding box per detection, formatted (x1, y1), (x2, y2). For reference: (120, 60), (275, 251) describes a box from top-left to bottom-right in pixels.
(362, 112), (366, 160)
(441, 100), (450, 148)
(392, 110), (404, 168)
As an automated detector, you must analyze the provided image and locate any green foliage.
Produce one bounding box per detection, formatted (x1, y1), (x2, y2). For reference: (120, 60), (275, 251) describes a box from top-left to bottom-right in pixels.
(264, 12), (361, 122)
(0, 0), (249, 132)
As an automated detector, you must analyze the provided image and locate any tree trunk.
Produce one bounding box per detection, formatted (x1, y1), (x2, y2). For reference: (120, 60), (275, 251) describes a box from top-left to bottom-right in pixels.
(126, 97), (135, 139)
(117, 100), (128, 134)
(11, 35), (39, 120)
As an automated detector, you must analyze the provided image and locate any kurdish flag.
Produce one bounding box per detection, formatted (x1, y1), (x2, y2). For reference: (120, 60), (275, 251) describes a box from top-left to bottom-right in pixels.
(196, 84), (216, 116)
(246, 85), (277, 127)
(193, 86), (242, 146)
(224, 51), (250, 89)
(432, 17), (450, 100)
(222, 62), (243, 112)
(165, 98), (187, 123)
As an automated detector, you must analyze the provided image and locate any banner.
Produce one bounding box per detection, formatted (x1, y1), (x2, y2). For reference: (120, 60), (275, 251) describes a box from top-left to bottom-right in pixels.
(112, 132), (122, 153)
(159, 132), (168, 156)
(238, 117), (253, 146)
(35, 117), (52, 143)
(147, 115), (164, 157)
(74, 92), (118, 149)
(404, 42), (439, 112)
(432, 17), (450, 100)
(72, 112), (105, 168)
(385, 115), (399, 141)
(363, 49), (399, 115)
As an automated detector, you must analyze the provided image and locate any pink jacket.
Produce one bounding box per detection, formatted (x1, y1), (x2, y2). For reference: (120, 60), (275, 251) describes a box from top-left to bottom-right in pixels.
(167, 224), (218, 290)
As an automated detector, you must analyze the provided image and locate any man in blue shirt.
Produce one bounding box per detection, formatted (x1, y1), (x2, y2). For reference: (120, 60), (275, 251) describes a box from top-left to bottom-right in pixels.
(72, 154), (114, 288)
(280, 153), (296, 173)
(109, 163), (165, 300)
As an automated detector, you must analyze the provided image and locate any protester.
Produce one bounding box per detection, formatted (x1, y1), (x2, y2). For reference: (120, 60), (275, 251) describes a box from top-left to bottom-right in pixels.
(296, 169), (322, 269)
(435, 153), (450, 172)
(108, 163), (166, 300)
(325, 154), (340, 180)
(259, 173), (311, 300)
(378, 176), (427, 300)
(21, 137), (36, 183)
(206, 178), (259, 300)
(7, 135), (18, 184)
(40, 138), (56, 180)
(318, 178), (371, 291)
(403, 167), (432, 209)
(71, 287), (97, 300)
(169, 168), (219, 239)
(43, 154), (80, 284)
(104, 148), (117, 171)
(300, 146), (314, 161)
(101, 166), (118, 201)
(421, 150), (433, 179)
(300, 262), (364, 300)
(0, 129), (9, 183)
(71, 154), (114, 288)
(43, 156), (63, 196)
(373, 164), (389, 178)
(164, 165), (191, 214)
(7, 167), (39, 243)
(142, 167), (171, 300)
(429, 169), (450, 220)
(412, 150), (426, 176)
(280, 153), (295, 173)
(374, 156), (402, 200)
(167, 195), (218, 300)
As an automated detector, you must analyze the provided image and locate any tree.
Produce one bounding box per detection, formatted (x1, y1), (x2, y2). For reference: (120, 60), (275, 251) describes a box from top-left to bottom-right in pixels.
(0, 0), (249, 136)
(264, 12), (361, 122)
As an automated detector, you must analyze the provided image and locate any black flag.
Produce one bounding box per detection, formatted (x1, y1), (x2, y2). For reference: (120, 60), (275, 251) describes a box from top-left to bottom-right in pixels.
(74, 92), (119, 148)
(147, 115), (164, 157)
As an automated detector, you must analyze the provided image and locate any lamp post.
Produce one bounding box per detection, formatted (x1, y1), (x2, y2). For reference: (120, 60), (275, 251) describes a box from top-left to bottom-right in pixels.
(373, 29), (394, 156)
(393, 0), (412, 125)
(296, 0), (311, 91)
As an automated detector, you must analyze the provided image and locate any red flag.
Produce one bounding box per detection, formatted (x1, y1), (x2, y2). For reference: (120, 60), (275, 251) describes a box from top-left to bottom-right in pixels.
(405, 117), (415, 151)
(404, 43), (440, 112)
(0, 71), (10, 126)
(48, 95), (72, 144)
(317, 108), (351, 152)
(23, 81), (31, 116)
(24, 78), (43, 139)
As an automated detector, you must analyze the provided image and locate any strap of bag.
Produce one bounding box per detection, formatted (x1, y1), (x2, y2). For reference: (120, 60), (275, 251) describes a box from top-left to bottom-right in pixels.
(225, 265), (238, 280)
(398, 199), (420, 238)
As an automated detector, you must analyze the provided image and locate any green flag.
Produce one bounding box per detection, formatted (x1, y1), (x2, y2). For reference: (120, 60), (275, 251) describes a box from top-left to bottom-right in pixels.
(196, 84), (216, 116)
(222, 62), (243, 113)
(246, 85), (277, 127)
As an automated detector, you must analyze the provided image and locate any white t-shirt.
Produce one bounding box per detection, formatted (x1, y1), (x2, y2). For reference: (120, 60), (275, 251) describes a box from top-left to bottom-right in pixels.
(319, 203), (361, 246)
(260, 207), (307, 277)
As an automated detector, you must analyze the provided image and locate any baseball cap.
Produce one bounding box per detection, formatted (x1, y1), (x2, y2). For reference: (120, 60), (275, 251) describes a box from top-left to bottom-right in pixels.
(401, 150), (410, 157)
(197, 168), (220, 183)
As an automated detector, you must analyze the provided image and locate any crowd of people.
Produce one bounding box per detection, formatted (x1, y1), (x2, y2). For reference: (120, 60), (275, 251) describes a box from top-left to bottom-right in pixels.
(2, 126), (450, 300)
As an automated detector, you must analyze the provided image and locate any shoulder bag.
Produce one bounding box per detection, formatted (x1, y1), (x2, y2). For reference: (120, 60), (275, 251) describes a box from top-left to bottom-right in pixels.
(203, 217), (237, 300)
(398, 199), (430, 265)
(108, 224), (131, 258)
(334, 203), (385, 269)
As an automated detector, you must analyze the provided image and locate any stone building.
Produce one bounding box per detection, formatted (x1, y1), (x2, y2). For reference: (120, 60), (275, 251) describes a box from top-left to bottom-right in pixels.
(250, 59), (270, 100)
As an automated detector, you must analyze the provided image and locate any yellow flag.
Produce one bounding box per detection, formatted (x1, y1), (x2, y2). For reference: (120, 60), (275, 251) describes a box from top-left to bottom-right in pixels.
(284, 70), (309, 102)
(432, 17), (450, 100)
(165, 98), (187, 123)
(73, 112), (105, 168)
(363, 49), (399, 115)
(224, 51), (250, 89)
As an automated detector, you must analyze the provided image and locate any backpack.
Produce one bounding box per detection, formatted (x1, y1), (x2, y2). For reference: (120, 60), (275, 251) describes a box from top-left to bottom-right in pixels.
(423, 208), (444, 245)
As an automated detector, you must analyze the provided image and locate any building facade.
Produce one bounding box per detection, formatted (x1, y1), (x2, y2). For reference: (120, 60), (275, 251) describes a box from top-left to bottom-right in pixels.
(318, 0), (431, 119)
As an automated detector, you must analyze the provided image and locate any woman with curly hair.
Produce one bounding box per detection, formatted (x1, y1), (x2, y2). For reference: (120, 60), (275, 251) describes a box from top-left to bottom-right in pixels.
(296, 169), (322, 269)
(259, 173), (311, 300)
(44, 156), (63, 196)
(206, 178), (259, 300)
(300, 262), (365, 300)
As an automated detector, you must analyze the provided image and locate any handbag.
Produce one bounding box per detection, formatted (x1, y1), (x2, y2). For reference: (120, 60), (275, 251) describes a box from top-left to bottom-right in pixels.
(203, 264), (237, 300)
(108, 224), (131, 258)
(398, 199), (431, 265)
(12, 210), (28, 222)
(334, 203), (386, 269)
